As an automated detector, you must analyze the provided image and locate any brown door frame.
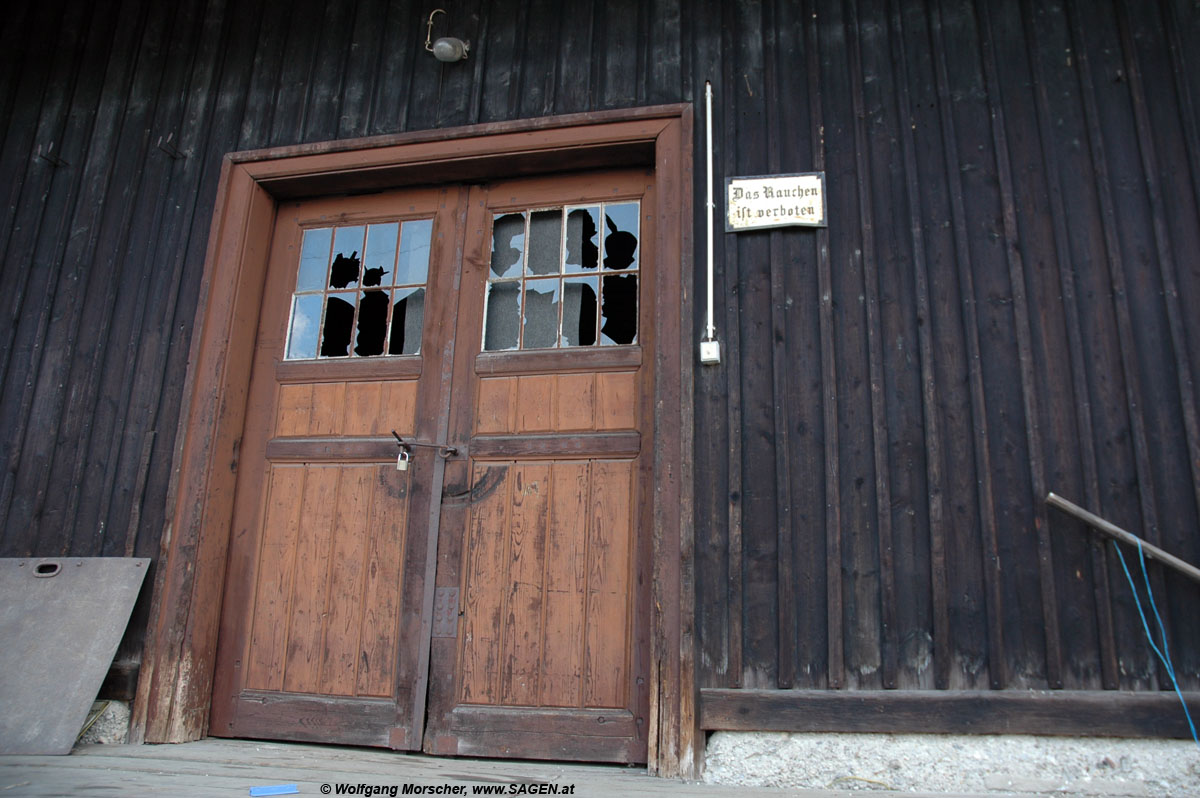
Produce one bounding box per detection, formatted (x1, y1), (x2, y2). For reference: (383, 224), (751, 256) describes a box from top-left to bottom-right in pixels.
(132, 105), (699, 777)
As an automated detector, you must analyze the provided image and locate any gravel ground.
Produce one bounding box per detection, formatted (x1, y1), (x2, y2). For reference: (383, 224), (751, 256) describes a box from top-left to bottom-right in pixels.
(75, 701), (129, 746)
(703, 732), (1200, 796)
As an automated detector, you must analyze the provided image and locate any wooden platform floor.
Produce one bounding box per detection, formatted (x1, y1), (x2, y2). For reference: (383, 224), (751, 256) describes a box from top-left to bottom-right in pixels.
(0, 737), (1017, 797)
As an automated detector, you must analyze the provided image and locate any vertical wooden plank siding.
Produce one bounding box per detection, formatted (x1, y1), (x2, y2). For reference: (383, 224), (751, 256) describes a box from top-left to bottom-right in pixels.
(973, 0), (1063, 688)
(806, 0), (845, 691)
(845, 0), (898, 691)
(2, 0), (1200, 741)
(1017, 0), (1117, 690)
(710, 0), (739, 686)
(887, 0), (950, 690)
(762, 0), (798, 693)
(1114, 0), (1200, 623)
(1065, 0), (1171, 689)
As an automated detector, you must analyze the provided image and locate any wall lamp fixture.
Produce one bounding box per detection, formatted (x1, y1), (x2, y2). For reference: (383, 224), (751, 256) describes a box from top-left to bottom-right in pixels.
(425, 9), (470, 62)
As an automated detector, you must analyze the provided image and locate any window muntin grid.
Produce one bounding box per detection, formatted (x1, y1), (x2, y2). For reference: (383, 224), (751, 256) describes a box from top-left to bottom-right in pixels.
(284, 219), (433, 360)
(482, 201), (640, 351)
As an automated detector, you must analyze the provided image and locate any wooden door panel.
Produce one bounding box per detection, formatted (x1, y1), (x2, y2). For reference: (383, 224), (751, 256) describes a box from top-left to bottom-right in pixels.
(242, 463), (409, 699)
(275, 380), (418, 437)
(456, 467), (636, 710)
(211, 186), (460, 749)
(443, 456), (641, 757)
(280, 465), (339, 695)
(243, 465), (305, 692)
(583, 459), (634, 709)
(425, 170), (653, 762)
(542, 461), (589, 707)
(474, 371), (638, 435)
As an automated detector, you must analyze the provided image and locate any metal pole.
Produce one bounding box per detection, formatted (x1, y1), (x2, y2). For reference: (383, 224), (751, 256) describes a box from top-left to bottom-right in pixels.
(1046, 492), (1200, 585)
(705, 80), (715, 342)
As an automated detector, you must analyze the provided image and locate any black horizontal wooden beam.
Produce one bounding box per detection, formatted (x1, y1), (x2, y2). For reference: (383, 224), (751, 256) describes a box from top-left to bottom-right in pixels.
(700, 689), (1200, 739)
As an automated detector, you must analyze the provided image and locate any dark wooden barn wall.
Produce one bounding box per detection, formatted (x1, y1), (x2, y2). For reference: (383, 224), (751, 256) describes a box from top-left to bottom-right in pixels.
(2, 0), (1199, 707)
(692, 0), (1200, 696)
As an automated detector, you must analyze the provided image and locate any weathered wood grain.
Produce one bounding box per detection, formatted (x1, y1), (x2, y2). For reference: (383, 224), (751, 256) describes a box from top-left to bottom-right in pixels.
(541, 462), (590, 707)
(585, 460), (633, 709)
(356, 465), (408, 698)
(320, 466), (373, 695)
(1066, 0), (1169, 690)
(281, 465), (339, 694)
(245, 466), (305, 691)
(974, 0), (1063, 688)
(458, 462), (511, 705)
(1022, 0), (1118, 690)
(499, 464), (550, 706)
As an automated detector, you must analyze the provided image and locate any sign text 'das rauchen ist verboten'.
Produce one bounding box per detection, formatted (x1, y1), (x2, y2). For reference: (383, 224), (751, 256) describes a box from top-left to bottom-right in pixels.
(725, 172), (827, 231)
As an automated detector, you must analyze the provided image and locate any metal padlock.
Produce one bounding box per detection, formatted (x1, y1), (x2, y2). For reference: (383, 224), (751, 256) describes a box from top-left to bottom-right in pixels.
(396, 449), (411, 472)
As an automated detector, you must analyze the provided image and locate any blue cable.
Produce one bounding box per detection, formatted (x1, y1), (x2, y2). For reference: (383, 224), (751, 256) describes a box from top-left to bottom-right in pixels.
(1110, 538), (1199, 748)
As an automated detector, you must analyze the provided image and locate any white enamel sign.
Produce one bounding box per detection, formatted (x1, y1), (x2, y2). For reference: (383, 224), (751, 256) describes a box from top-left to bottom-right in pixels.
(726, 172), (827, 231)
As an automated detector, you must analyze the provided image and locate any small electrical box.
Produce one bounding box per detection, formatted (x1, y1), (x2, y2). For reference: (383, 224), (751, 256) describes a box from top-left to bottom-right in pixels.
(700, 340), (721, 364)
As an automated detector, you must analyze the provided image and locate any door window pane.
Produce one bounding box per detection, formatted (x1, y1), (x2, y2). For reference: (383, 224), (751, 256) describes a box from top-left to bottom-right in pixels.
(600, 274), (637, 345)
(523, 278), (560, 349)
(297, 228), (333, 292)
(329, 226), (365, 288)
(396, 219), (433, 285)
(527, 211), (562, 276)
(602, 203), (639, 271)
(284, 218), (434, 360)
(483, 282), (522, 351)
(480, 201), (638, 351)
(321, 293), (357, 356)
(355, 290), (389, 356)
(362, 223), (398, 286)
(562, 276), (598, 346)
(490, 213), (526, 279)
(564, 207), (599, 273)
(287, 294), (324, 359)
(389, 287), (425, 356)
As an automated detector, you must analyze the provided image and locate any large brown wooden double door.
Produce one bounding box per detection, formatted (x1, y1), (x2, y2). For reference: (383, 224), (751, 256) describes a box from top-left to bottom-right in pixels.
(210, 170), (654, 763)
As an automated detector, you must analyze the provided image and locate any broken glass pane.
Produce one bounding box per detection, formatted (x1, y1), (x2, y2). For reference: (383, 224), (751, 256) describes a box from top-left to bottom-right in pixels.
(561, 276), (598, 347)
(355, 289), (389, 356)
(286, 293), (323, 359)
(396, 219), (432, 285)
(330, 226), (365, 288)
(297, 227), (332, 292)
(321, 293), (356, 356)
(603, 203), (639, 271)
(490, 213), (526, 279)
(389, 286), (425, 355)
(527, 210), (562, 276)
(362, 223), (398, 287)
(523, 278), (560, 349)
(564, 207), (599, 273)
(600, 274), (637, 345)
(483, 281), (521, 351)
